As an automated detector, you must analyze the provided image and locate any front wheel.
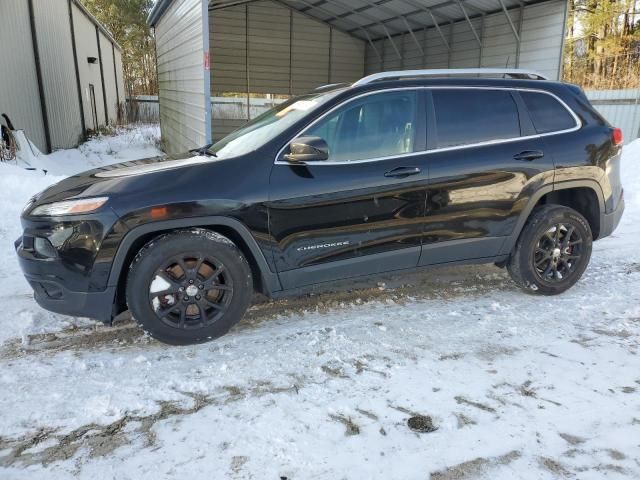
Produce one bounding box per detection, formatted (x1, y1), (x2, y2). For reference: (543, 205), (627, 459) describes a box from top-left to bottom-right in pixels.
(126, 229), (253, 345)
(507, 205), (593, 295)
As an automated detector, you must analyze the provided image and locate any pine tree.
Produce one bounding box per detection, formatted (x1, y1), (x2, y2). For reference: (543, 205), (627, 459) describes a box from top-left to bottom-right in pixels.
(81, 0), (157, 96)
(565, 0), (640, 89)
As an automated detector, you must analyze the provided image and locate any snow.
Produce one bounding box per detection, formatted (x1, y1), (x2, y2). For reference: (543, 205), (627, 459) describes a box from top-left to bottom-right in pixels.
(0, 125), (161, 344)
(0, 132), (638, 479)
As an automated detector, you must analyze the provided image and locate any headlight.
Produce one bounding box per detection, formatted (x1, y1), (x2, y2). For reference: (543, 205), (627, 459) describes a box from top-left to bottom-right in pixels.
(22, 196), (37, 215)
(30, 197), (109, 216)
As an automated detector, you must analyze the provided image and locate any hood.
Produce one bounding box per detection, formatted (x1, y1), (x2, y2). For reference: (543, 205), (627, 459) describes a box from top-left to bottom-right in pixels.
(27, 151), (217, 211)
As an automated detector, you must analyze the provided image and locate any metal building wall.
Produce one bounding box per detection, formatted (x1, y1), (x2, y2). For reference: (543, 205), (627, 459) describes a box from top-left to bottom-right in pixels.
(72, 1), (107, 132)
(114, 47), (126, 106)
(292, 10), (330, 94)
(209, 5), (247, 137)
(518, 0), (567, 80)
(330, 29), (365, 84)
(34, 0), (84, 149)
(99, 32), (119, 124)
(0, 0), (123, 153)
(0, 0), (47, 152)
(247, 2), (290, 95)
(587, 89), (640, 143)
(209, 0), (365, 141)
(155, 0), (209, 153)
(365, 0), (566, 81)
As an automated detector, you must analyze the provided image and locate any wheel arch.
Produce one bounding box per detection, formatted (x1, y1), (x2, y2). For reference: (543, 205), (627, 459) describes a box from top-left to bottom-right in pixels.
(500, 180), (605, 256)
(108, 217), (282, 315)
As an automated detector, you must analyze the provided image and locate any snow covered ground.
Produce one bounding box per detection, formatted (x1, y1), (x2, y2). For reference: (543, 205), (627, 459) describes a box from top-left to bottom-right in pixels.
(0, 128), (638, 479)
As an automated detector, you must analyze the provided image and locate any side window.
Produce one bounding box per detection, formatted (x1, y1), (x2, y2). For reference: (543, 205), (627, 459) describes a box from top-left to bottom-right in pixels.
(433, 89), (520, 148)
(305, 91), (417, 162)
(520, 91), (577, 134)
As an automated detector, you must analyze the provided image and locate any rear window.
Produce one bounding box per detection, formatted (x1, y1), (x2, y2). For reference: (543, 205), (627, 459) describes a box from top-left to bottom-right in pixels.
(520, 91), (577, 134)
(433, 89), (521, 148)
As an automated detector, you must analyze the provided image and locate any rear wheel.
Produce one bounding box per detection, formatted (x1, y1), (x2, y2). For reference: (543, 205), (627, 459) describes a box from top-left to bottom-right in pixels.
(126, 229), (253, 345)
(507, 205), (592, 295)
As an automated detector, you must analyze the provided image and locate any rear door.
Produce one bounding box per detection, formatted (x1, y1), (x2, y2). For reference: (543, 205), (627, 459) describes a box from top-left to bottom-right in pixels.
(420, 87), (556, 266)
(268, 89), (429, 289)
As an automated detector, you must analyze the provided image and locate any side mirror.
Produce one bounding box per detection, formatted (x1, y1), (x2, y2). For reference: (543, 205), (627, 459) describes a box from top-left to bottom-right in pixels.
(283, 136), (329, 163)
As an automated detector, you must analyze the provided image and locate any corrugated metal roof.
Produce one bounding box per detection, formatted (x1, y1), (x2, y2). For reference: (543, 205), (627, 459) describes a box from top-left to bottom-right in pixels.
(150, 0), (551, 42)
(276, 0), (546, 40)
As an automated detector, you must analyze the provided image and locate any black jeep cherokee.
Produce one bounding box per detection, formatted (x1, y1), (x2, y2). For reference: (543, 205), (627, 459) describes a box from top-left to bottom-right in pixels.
(16, 69), (624, 345)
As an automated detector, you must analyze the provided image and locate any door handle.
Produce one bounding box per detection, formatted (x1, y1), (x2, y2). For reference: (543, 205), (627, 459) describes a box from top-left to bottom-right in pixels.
(384, 166), (421, 178)
(513, 150), (544, 161)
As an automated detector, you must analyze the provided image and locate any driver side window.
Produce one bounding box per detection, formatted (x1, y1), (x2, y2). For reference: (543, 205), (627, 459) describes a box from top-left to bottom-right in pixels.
(305, 91), (417, 162)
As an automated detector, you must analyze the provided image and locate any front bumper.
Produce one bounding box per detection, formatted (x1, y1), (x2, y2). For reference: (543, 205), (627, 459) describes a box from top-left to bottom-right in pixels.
(599, 192), (624, 239)
(15, 236), (116, 323)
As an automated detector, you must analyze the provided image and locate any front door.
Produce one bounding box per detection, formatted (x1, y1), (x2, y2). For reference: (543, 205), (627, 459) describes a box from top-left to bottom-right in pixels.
(268, 89), (429, 289)
(420, 87), (556, 265)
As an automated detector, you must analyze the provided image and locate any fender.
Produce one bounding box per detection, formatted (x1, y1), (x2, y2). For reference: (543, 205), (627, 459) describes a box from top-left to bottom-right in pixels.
(499, 179), (606, 256)
(106, 216), (282, 296)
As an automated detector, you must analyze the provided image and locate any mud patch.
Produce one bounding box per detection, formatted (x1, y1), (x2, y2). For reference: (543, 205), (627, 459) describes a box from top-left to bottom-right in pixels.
(454, 396), (496, 413)
(0, 382), (300, 467)
(328, 414), (360, 436)
(1, 264), (508, 359)
(607, 449), (626, 461)
(539, 457), (573, 477)
(454, 413), (476, 429)
(230, 455), (249, 476)
(439, 352), (465, 361)
(559, 433), (586, 446)
(321, 364), (348, 378)
(355, 408), (379, 421)
(430, 450), (521, 479)
(592, 328), (633, 339)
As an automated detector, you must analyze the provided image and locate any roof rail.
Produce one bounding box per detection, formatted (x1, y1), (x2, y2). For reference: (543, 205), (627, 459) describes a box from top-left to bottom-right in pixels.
(352, 68), (549, 87)
(314, 82), (350, 91)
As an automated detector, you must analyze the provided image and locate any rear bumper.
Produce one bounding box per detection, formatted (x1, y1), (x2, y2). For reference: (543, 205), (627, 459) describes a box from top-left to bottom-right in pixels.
(16, 237), (115, 323)
(599, 193), (624, 239)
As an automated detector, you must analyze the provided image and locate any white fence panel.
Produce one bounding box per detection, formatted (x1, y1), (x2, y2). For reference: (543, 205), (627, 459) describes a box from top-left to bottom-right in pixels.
(133, 89), (640, 144)
(586, 89), (640, 143)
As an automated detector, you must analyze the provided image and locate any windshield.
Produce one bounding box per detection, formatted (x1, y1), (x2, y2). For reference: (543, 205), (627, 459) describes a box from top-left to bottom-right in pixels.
(207, 89), (345, 159)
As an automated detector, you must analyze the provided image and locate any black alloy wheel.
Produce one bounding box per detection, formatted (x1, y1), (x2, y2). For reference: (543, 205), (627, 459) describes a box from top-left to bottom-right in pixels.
(507, 204), (593, 295)
(533, 223), (585, 284)
(149, 254), (233, 330)
(127, 229), (253, 345)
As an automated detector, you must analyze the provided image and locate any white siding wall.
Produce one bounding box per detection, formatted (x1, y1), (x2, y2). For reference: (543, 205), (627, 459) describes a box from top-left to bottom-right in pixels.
(35, 0), (84, 149)
(0, 0), (47, 152)
(481, 8), (521, 68)
(519, 0), (567, 80)
(365, 0), (566, 80)
(155, 0), (208, 153)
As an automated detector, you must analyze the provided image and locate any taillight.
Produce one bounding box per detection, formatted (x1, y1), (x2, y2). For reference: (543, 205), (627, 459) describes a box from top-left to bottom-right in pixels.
(612, 127), (623, 146)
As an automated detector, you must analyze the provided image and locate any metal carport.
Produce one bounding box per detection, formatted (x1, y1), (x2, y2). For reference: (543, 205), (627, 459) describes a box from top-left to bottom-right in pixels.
(148, 0), (569, 153)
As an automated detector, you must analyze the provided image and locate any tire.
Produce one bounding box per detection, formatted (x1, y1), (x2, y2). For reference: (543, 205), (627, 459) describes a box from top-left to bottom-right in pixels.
(126, 229), (253, 345)
(507, 204), (593, 295)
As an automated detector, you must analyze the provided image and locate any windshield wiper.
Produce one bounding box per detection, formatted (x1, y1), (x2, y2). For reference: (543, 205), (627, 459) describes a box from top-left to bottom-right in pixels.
(190, 143), (216, 157)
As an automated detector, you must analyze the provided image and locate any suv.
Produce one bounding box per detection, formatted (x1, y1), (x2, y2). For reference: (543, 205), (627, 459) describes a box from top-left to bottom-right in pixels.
(16, 69), (624, 345)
